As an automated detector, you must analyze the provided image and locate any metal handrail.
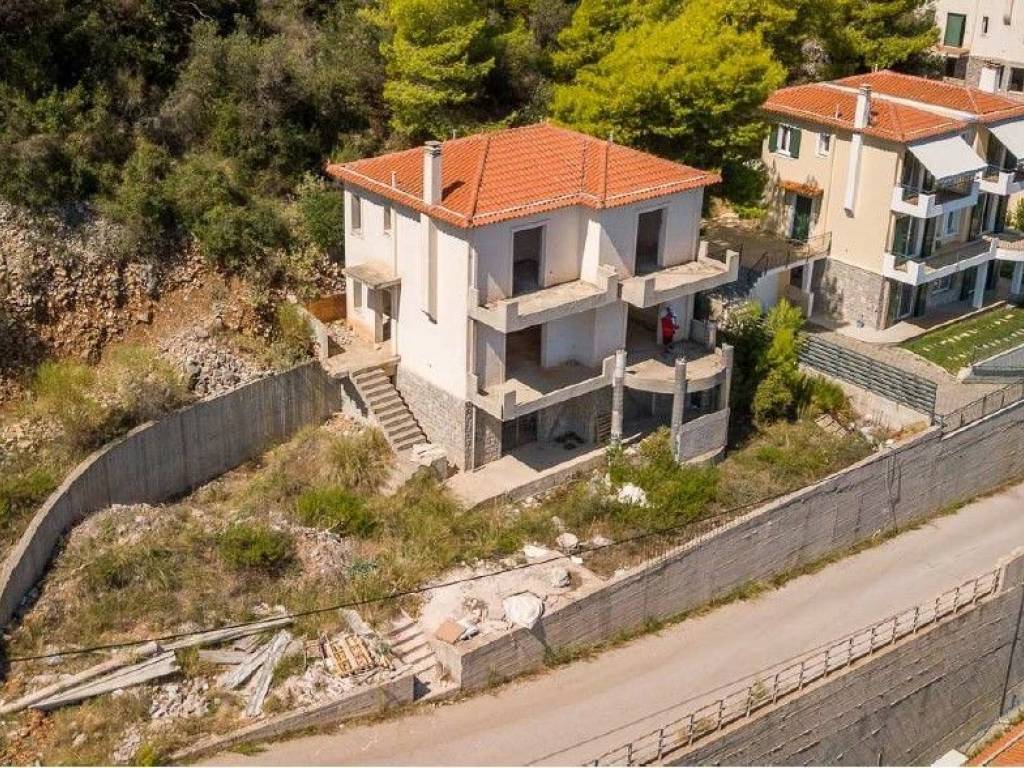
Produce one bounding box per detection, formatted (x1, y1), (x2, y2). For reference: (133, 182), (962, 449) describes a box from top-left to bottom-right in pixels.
(748, 232), (832, 276)
(589, 570), (1001, 766)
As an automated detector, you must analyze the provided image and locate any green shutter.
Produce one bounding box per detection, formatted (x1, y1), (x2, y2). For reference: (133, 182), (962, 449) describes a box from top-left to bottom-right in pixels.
(768, 124), (778, 153)
(944, 13), (966, 47)
(790, 127), (801, 158)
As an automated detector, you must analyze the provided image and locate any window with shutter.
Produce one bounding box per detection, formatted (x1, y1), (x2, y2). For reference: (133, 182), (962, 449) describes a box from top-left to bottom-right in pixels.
(789, 128), (801, 158)
(944, 13), (966, 47)
(768, 125), (779, 153)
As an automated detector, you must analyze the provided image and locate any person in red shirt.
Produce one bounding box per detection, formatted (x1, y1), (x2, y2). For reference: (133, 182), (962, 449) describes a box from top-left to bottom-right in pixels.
(660, 307), (679, 353)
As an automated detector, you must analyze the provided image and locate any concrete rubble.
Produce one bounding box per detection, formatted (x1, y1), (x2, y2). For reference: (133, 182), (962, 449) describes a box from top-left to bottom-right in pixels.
(503, 592), (544, 629)
(158, 326), (272, 398)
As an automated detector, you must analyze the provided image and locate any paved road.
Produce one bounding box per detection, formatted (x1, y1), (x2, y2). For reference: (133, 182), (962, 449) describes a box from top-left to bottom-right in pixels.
(211, 481), (1024, 766)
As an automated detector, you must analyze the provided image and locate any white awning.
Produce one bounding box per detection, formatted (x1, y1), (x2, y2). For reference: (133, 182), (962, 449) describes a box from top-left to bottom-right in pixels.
(908, 135), (986, 181)
(990, 120), (1024, 159)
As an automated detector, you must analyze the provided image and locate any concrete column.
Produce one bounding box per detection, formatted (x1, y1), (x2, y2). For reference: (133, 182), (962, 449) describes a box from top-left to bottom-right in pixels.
(706, 321), (718, 352)
(802, 263), (815, 318)
(670, 357), (688, 460)
(610, 349), (626, 446)
(1012, 262), (1024, 296)
(720, 343), (735, 410)
(973, 261), (990, 309)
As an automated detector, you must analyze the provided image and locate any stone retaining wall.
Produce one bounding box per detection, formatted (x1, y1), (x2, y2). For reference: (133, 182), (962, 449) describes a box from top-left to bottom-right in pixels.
(0, 363), (341, 627)
(439, 397), (1024, 690)
(668, 552), (1024, 765)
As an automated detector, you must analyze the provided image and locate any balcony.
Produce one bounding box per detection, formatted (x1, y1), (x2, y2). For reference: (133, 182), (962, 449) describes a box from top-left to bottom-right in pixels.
(987, 229), (1024, 262)
(979, 165), (1024, 197)
(468, 355), (616, 421)
(469, 265), (619, 333)
(891, 179), (979, 219)
(623, 320), (728, 395)
(619, 244), (739, 309)
(883, 237), (996, 285)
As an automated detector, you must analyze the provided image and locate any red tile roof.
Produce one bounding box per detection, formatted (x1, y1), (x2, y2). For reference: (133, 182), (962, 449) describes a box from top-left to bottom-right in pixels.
(970, 720), (1024, 766)
(764, 83), (969, 143)
(836, 70), (1024, 122)
(326, 123), (720, 229)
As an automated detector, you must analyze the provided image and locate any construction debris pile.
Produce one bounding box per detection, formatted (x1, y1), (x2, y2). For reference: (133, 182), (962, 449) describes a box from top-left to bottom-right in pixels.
(0, 612), (405, 764)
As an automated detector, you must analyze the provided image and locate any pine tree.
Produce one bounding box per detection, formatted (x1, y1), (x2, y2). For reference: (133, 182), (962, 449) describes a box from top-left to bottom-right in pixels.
(370, 0), (495, 140)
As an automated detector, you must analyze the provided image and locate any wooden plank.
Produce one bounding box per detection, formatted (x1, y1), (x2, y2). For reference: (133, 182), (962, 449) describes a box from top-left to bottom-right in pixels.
(198, 649), (252, 665)
(0, 642), (160, 715)
(219, 640), (274, 690)
(165, 617), (292, 652)
(245, 631), (292, 717)
(35, 653), (179, 710)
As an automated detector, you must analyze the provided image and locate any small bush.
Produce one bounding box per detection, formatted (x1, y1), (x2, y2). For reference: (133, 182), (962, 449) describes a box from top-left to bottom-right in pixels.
(326, 429), (392, 493)
(85, 546), (180, 591)
(32, 360), (108, 448)
(294, 486), (375, 535)
(808, 376), (850, 419)
(0, 466), (57, 526)
(271, 303), (312, 365)
(753, 368), (796, 424)
(218, 524), (295, 573)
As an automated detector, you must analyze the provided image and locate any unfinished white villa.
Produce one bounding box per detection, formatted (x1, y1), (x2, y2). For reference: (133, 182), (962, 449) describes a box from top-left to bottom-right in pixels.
(327, 123), (739, 470)
(759, 69), (1024, 331)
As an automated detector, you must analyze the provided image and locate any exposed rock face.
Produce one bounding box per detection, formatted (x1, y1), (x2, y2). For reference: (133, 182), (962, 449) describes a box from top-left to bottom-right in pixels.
(0, 201), (202, 389)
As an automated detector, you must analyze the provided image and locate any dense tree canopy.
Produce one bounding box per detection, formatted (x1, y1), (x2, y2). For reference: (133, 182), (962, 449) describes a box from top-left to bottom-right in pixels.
(0, 0), (941, 276)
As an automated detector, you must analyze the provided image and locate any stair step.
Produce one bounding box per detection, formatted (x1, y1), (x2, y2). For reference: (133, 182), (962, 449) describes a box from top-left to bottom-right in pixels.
(361, 381), (394, 397)
(388, 421), (422, 438)
(380, 412), (413, 430)
(369, 396), (403, 413)
(354, 371), (388, 386)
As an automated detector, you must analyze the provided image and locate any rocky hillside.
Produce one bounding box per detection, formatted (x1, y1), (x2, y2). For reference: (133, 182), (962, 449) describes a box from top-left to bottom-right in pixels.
(0, 203), (203, 393)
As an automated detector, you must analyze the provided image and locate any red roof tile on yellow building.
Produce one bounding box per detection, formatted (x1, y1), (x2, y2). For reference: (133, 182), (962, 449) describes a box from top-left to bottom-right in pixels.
(836, 70), (1024, 121)
(326, 122), (721, 229)
(763, 83), (970, 143)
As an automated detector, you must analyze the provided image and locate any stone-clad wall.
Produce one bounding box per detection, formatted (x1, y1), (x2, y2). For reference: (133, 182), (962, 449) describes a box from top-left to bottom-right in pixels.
(669, 553), (1024, 766)
(0, 363), (341, 627)
(440, 398), (1024, 691)
(813, 258), (889, 330)
(395, 367), (473, 468)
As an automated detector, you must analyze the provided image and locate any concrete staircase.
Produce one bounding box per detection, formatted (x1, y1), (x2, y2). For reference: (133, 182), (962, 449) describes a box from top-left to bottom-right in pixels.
(351, 367), (426, 453)
(385, 613), (440, 682)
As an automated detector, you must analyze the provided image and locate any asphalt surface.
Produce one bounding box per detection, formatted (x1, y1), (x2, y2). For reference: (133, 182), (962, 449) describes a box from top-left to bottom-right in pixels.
(209, 480), (1024, 766)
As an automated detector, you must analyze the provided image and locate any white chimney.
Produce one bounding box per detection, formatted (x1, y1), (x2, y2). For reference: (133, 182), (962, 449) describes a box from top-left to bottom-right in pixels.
(854, 85), (872, 130)
(979, 65), (1000, 94)
(844, 85), (872, 214)
(423, 141), (442, 205)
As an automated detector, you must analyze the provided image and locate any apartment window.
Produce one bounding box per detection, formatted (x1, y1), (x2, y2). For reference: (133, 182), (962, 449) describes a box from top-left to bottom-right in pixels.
(352, 279), (363, 309)
(349, 194), (362, 233)
(933, 275), (954, 293)
(635, 209), (664, 275)
(816, 132), (832, 156)
(512, 226), (543, 295)
(383, 203), (392, 234)
(1010, 68), (1024, 93)
(944, 13), (966, 47)
(982, 15), (990, 34)
(771, 124), (801, 158)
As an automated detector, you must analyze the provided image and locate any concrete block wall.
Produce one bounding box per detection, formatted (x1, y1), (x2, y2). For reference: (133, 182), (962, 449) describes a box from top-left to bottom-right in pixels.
(678, 407), (730, 461)
(812, 258), (888, 329)
(444, 399), (1024, 690)
(669, 553), (1024, 766)
(0, 363), (341, 627)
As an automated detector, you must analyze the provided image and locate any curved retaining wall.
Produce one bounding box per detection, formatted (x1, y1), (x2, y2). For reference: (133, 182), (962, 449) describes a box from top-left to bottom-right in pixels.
(0, 363), (341, 627)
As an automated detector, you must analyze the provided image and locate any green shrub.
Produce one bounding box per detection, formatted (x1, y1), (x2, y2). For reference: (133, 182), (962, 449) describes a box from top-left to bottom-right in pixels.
(271, 303), (312, 365)
(0, 466), (57, 526)
(753, 368), (796, 424)
(294, 486), (375, 535)
(31, 360), (109, 449)
(218, 524), (295, 573)
(807, 376), (850, 419)
(85, 546), (180, 591)
(297, 173), (345, 255)
(326, 429), (392, 493)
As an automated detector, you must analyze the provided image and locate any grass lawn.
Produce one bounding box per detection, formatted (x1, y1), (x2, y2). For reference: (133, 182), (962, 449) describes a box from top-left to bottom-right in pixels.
(900, 305), (1024, 373)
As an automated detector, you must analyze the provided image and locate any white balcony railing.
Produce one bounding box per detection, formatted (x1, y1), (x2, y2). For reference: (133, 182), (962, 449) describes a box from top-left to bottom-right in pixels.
(980, 165), (1024, 197)
(883, 238), (996, 285)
